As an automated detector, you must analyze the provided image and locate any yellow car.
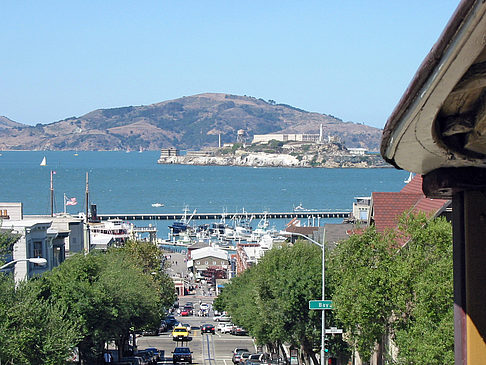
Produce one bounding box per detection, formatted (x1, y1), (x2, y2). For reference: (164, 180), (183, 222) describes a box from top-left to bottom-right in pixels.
(172, 325), (190, 341)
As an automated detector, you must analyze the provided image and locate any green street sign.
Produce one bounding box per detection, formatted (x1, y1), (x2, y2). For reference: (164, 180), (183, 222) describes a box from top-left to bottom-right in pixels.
(309, 300), (333, 310)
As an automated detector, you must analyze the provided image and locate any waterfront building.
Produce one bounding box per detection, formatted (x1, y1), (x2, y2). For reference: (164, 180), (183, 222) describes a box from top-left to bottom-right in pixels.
(352, 196), (371, 222)
(252, 133), (321, 144)
(26, 213), (85, 256)
(159, 148), (180, 157)
(0, 203), (61, 282)
(187, 246), (229, 279)
(348, 147), (367, 155)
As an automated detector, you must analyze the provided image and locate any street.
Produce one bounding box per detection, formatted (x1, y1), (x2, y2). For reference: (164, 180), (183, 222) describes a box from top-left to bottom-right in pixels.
(137, 297), (256, 365)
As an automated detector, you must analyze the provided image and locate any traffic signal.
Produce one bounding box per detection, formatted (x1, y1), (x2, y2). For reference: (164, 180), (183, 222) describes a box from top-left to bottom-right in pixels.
(324, 337), (329, 353)
(327, 358), (337, 365)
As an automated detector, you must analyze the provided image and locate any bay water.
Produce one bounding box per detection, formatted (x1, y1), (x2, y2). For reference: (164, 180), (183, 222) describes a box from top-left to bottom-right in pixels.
(0, 151), (409, 238)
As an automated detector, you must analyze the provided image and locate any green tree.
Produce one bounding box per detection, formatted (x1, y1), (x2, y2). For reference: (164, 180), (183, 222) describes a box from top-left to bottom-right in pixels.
(220, 242), (322, 364)
(390, 215), (454, 364)
(0, 275), (81, 365)
(0, 226), (20, 259)
(39, 248), (163, 363)
(327, 213), (453, 364)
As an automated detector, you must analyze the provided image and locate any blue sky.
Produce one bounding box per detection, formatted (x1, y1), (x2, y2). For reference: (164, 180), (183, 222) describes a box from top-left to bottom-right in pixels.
(1, 1), (459, 128)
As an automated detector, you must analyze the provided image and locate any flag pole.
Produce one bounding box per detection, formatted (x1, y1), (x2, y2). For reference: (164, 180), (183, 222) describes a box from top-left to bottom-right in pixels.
(50, 171), (54, 217)
(63, 193), (67, 214)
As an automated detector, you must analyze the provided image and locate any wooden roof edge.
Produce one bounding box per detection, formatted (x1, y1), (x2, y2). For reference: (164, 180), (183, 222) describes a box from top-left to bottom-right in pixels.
(380, 0), (475, 164)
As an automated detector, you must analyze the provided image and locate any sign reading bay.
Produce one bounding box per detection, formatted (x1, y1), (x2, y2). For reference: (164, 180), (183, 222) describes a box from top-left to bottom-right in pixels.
(309, 300), (333, 310)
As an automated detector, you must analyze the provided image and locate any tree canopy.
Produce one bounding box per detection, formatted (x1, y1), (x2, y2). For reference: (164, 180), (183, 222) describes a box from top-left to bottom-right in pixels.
(217, 242), (323, 364)
(327, 213), (454, 364)
(0, 240), (176, 364)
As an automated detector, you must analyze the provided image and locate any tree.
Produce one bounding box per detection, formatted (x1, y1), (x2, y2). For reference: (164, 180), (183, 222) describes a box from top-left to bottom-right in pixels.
(39, 248), (165, 363)
(219, 242), (322, 364)
(389, 215), (454, 364)
(327, 213), (453, 364)
(327, 226), (394, 360)
(0, 226), (20, 260)
(0, 275), (81, 365)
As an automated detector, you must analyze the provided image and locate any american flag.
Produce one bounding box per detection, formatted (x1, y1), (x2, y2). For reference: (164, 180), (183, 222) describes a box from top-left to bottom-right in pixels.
(66, 197), (77, 206)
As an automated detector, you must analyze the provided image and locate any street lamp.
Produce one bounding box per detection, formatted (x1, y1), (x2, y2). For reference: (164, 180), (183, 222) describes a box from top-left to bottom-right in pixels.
(280, 230), (327, 365)
(0, 258), (48, 270)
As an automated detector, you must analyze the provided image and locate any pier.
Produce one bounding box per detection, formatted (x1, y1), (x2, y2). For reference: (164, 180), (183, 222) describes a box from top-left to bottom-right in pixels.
(98, 211), (351, 221)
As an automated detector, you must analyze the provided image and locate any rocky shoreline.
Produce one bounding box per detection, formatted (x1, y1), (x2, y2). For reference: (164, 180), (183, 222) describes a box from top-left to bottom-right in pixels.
(157, 152), (388, 168)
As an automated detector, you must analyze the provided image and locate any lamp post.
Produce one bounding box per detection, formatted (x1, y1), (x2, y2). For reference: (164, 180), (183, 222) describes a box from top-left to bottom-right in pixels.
(280, 230), (326, 365)
(0, 257), (48, 270)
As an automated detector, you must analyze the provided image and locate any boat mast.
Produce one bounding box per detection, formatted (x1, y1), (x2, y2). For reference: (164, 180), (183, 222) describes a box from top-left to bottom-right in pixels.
(85, 172), (89, 223)
(50, 170), (54, 217)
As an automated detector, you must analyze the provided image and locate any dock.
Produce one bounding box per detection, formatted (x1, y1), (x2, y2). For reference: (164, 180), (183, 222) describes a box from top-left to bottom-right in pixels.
(98, 211), (351, 221)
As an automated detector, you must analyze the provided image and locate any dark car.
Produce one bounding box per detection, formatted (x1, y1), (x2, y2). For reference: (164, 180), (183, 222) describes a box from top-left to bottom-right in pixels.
(164, 315), (178, 329)
(138, 349), (157, 365)
(145, 347), (163, 361)
(172, 347), (192, 364)
(201, 324), (215, 334)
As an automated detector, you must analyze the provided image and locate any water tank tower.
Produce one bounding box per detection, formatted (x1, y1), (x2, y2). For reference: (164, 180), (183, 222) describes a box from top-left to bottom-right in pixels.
(237, 129), (247, 144)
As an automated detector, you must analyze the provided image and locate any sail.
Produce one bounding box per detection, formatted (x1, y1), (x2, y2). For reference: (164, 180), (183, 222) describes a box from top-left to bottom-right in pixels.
(40, 156), (47, 166)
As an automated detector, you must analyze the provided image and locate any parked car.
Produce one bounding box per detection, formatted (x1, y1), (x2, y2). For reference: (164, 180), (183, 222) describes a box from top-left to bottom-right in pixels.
(182, 306), (193, 316)
(231, 326), (248, 336)
(238, 352), (251, 364)
(180, 309), (190, 316)
(172, 325), (190, 341)
(180, 323), (192, 332)
(172, 347), (193, 364)
(201, 324), (215, 334)
(144, 347), (162, 361)
(165, 315), (179, 328)
(232, 348), (250, 364)
(221, 323), (235, 334)
(248, 353), (270, 362)
(214, 314), (231, 322)
(141, 327), (159, 336)
(137, 350), (157, 365)
(217, 322), (226, 332)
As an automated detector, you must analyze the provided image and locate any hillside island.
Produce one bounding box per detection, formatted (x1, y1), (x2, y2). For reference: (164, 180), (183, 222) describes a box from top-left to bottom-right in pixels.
(158, 129), (388, 168)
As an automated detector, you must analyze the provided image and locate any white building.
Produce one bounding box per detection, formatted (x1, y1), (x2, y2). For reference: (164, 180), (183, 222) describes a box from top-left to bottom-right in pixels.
(1, 218), (57, 282)
(187, 247), (229, 277)
(0, 202), (79, 282)
(348, 147), (367, 155)
(252, 133), (321, 144)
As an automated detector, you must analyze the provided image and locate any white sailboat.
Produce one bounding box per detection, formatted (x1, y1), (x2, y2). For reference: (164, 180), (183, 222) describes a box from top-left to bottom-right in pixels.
(40, 156), (47, 166)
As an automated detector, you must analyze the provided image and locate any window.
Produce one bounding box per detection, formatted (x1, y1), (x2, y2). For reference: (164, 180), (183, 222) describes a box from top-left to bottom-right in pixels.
(33, 241), (43, 258)
(213, 261), (216, 265)
(205, 261), (208, 265)
(196, 261), (200, 265)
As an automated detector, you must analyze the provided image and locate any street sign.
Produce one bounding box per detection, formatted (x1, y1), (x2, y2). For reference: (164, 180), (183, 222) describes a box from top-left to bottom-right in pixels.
(326, 327), (343, 334)
(309, 300), (333, 310)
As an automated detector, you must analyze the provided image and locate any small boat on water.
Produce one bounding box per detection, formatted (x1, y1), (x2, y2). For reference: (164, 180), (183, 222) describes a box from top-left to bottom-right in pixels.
(40, 156), (47, 166)
(152, 203), (164, 207)
(293, 203), (317, 212)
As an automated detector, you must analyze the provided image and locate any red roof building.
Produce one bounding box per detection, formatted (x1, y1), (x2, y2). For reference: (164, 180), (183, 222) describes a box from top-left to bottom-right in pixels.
(369, 174), (450, 234)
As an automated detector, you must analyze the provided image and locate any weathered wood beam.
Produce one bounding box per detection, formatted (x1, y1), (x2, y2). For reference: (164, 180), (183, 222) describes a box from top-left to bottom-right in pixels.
(451, 61), (486, 95)
(465, 92), (486, 154)
(423, 167), (486, 199)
